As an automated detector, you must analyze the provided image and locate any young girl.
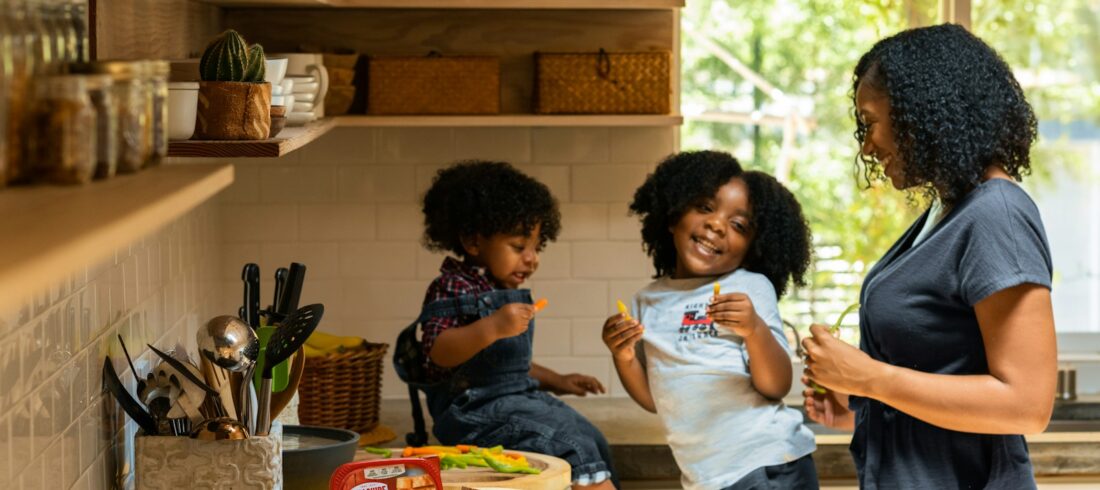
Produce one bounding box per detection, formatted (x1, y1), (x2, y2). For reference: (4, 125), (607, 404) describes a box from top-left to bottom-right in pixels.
(603, 151), (817, 490)
(396, 160), (616, 489)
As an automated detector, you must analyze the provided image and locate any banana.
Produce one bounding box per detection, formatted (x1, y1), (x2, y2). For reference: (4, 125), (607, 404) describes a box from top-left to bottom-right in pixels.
(306, 330), (366, 353)
(303, 344), (328, 358)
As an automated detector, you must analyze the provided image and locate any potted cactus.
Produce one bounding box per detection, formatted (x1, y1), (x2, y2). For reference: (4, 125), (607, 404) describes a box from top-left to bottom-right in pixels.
(193, 30), (271, 140)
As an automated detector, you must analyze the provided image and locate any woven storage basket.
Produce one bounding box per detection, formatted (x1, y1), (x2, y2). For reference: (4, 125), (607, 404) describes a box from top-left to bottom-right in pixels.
(367, 54), (499, 115)
(298, 342), (388, 434)
(535, 49), (671, 114)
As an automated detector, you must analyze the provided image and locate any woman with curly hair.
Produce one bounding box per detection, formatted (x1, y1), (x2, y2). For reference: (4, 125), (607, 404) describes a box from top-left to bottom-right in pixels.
(602, 150), (818, 489)
(800, 24), (1055, 489)
(396, 160), (616, 488)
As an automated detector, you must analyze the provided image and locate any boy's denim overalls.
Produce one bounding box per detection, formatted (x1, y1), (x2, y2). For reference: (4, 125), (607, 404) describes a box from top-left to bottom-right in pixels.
(394, 289), (616, 483)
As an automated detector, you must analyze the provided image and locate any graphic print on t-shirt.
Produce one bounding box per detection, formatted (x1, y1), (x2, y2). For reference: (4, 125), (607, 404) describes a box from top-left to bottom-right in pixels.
(678, 301), (717, 342)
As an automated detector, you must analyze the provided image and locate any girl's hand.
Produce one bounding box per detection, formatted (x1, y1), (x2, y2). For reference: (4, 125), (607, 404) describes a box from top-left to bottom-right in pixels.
(800, 377), (855, 430)
(549, 373), (606, 397)
(707, 293), (765, 338)
(602, 313), (644, 362)
(491, 303), (534, 339)
(801, 323), (876, 397)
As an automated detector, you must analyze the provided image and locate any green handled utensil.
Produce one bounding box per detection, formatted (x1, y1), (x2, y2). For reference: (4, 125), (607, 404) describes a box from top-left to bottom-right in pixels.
(253, 320), (291, 393)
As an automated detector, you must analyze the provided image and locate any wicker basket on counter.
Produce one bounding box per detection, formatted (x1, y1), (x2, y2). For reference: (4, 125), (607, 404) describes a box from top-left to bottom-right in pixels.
(534, 49), (671, 114)
(367, 54), (500, 115)
(298, 342), (388, 435)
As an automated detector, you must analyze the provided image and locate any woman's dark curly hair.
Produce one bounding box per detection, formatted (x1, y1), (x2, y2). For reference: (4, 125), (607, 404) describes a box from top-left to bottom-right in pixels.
(629, 151), (812, 297)
(852, 23), (1037, 206)
(422, 160), (561, 256)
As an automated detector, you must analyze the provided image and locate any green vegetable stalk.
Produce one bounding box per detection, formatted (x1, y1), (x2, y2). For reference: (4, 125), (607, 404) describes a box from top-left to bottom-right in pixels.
(363, 447), (392, 458)
(811, 302), (860, 394)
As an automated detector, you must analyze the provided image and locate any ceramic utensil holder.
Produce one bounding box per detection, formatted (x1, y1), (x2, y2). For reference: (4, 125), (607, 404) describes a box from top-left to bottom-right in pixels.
(135, 422), (283, 490)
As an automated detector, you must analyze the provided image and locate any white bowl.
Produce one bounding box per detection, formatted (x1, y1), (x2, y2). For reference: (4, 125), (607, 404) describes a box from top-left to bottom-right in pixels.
(264, 58), (288, 85)
(271, 94), (286, 106)
(295, 92), (315, 103)
(293, 82), (319, 93)
(285, 75), (316, 84)
(280, 78), (294, 95)
(292, 101), (314, 113)
(286, 111), (315, 126)
(272, 85), (284, 96)
(167, 82), (199, 140)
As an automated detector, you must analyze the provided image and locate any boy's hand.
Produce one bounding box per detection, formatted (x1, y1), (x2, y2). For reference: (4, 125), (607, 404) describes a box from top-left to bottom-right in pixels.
(602, 313), (644, 362)
(548, 373), (606, 397)
(490, 303), (534, 339)
(707, 293), (765, 338)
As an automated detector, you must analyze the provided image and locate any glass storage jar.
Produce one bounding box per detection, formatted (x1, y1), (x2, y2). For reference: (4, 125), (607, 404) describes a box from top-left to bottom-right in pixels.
(83, 73), (117, 179)
(72, 60), (149, 173)
(144, 60), (170, 166)
(32, 75), (96, 184)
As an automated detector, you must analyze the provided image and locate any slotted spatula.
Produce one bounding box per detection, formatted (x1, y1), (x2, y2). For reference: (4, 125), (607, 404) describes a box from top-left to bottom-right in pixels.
(255, 304), (324, 436)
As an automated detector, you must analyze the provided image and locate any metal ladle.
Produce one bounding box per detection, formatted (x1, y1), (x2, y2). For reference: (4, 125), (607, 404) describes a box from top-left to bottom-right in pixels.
(196, 316), (259, 428)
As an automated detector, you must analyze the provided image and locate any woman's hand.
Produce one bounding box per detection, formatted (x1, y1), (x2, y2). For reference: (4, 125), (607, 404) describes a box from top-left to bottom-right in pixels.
(801, 377), (855, 430)
(548, 373), (606, 397)
(707, 292), (765, 338)
(801, 324), (878, 397)
(602, 313), (644, 362)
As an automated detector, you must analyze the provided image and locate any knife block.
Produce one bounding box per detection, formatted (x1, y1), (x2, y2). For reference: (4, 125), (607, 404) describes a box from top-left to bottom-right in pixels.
(134, 422), (283, 489)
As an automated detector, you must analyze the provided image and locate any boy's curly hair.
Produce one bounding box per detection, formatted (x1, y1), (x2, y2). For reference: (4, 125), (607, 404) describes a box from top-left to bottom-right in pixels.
(629, 151), (812, 297)
(422, 160), (561, 257)
(852, 23), (1037, 206)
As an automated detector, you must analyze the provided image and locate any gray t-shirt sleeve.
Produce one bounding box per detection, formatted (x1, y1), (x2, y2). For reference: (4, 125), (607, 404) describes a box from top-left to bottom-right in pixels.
(958, 184), (1053, 306)
(743, 274), (792, 360)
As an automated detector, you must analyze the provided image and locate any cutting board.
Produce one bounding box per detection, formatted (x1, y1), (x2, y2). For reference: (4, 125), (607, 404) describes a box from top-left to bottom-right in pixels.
(354, 450), (570, 490)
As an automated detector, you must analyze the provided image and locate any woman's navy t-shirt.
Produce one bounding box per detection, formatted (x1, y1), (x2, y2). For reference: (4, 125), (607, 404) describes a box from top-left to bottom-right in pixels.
(851, 178), (1052, 489)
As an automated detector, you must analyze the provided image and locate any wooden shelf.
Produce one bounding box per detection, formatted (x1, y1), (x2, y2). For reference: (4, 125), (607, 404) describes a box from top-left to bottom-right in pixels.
(167, 118), (338, 158)
(202, 0), (683, 9)
(0, 164), (234, 313)
(336, 114), (683, 127)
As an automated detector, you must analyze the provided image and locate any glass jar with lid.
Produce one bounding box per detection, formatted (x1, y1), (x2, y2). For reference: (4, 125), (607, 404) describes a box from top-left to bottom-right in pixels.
(32, 74), (97, 184)
(71, 60), (149, 173)
(83, 73), (117, 179)
(144, 60), (170, 166)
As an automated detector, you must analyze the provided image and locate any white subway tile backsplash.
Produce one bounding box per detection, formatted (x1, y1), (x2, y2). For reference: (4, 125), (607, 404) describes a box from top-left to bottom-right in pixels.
(260, 166), (339, 203)
(299, 127), (375, 165)
(559, 203), (609, 240)
(529, 356), (612, 394)
(221, 204), (298, 243)
(532, 127), (609, 164)
(217, 163), (259, 204)
(571, 242), (652, 279)
(571, 165), (650, 203)
(341, 280), (426, 320)
(339, 243), (418, 279)
(534, 244), (570, 280)
(533, 319), (572, 356)
(370, 166), (418, 203)
(610, 127), (674, 164)
(337, 166), (375, 202)
(260, 242), (340, 279)
(416, 249), (453, 280)
(299, 204), (376, 241)
(607, 203), (641, 240)
(376, 128), (454, 164)
(570, 318), (608, 357)
(375, 204), (422, 240)
(454, 128), (532, 163)
(608, 280), (654, 316)
(414, 164), (446, 198)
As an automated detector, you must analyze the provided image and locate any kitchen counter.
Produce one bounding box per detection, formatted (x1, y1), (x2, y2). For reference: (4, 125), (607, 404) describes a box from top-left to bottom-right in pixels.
(379, 397), (1100, 481)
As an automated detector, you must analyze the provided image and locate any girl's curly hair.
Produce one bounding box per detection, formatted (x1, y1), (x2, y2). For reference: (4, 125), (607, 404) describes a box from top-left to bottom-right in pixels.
(422, 160), (561, 256)
(629, 151), (812, 297)
(852, 23), (1037, 206)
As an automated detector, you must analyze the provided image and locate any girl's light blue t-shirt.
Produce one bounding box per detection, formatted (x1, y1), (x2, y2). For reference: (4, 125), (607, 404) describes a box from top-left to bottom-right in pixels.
(635, 268), (816, 490)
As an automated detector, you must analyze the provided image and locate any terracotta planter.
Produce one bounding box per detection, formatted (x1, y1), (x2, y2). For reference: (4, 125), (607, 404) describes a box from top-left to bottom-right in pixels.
(194, 81), (271, 140)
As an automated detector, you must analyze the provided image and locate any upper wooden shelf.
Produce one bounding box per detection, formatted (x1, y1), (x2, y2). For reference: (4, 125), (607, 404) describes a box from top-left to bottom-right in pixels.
(202, 0), (683, 8)
(0, 164), (233, 313)
(336, 114), (684, 127)
(167, 118), (338, 158)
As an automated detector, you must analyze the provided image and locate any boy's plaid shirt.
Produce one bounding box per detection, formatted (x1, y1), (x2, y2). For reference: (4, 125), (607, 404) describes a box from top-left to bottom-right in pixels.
(420, 257), (495, 381)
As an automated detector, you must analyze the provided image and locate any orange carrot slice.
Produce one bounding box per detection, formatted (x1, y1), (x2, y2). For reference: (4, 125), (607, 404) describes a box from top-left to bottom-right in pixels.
(533, 298), (549, 312)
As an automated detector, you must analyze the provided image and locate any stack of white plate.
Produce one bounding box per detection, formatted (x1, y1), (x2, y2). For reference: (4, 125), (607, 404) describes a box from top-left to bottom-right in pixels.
(285, 75), (320, 126)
